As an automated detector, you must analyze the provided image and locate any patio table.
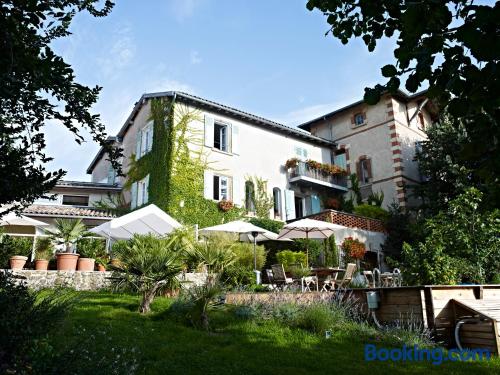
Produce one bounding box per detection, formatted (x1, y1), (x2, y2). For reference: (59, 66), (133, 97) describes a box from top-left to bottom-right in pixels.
(312, 268), (346, 290)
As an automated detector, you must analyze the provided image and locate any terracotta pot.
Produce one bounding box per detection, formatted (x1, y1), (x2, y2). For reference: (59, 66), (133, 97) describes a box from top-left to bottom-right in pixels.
(56, 253), (79, 271)
(97, 264), (106, 272)
(35, 259), (49, 271)
(77, 257), (95, 271)
(10, 256), (28, 270)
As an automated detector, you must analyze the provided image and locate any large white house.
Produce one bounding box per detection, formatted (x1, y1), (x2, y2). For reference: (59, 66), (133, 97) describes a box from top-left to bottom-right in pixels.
(87, 91), (349, 221)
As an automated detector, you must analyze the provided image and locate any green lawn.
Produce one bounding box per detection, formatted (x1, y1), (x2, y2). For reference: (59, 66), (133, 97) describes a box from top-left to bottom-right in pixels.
(44, 292), (499, 375)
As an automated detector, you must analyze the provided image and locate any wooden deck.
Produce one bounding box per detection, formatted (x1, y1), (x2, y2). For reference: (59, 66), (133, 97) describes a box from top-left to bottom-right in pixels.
(226, 284), (500, 354)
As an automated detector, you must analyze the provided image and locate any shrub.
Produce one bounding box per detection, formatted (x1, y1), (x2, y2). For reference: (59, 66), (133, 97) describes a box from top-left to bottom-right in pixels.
(353, 204), (389, 221)
(0, 235), (33, 267)
(296, 305), (333, 334)
(112, 231), (190, 313)
(0, 272), (73, 373)
(276, 250), (306, 270)
(177, 281), (224, 330)
(249, 217), (284, 234)
(76, 237), (106, 259)
(34, 237), (54, 260)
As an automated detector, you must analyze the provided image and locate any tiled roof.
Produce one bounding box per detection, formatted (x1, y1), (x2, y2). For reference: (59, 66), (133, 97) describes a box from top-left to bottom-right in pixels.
(24, 205), (116, 219)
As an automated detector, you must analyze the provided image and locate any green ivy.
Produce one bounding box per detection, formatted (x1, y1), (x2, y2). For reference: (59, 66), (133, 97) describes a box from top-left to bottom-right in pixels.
(127, 99), (244, 227)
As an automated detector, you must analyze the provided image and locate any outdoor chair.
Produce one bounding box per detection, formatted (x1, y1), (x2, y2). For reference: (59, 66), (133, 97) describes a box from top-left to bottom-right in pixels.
(301, 276), (319, 292)
(271, 264), (294, 291)
(266, 269), (276, 290)
(321, 263), (357, 291)
(363, 270), (376, 288)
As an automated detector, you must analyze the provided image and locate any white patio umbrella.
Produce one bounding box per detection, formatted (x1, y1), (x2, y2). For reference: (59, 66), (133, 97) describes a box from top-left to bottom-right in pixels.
(200, 220), (287, 283)
(0, 213), (49, 227)
(277, 218), (345, 267)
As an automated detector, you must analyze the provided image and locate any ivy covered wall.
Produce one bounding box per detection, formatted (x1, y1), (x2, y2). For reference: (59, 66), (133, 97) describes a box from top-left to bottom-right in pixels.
(127, 98), (244, 228)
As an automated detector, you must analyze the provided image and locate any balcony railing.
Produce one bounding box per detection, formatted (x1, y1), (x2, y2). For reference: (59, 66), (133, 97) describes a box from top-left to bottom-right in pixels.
(289, 161), (348, 189)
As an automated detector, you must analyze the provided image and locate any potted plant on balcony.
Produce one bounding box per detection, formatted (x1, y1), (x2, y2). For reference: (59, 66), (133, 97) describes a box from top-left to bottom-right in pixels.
(284, 158), (299, 170)
(34, 237), (54, 270)
(46, 218), (86, 271)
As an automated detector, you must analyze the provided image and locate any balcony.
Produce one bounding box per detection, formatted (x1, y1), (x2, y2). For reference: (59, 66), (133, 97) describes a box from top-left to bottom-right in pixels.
(288, 160), (348, 191)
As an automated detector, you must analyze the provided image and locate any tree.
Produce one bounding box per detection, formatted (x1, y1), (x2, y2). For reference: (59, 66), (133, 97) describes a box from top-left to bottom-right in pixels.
(112, 232), (191, 313)
(306, 0), (500, 185)
(401, 188), (500, 284)
(0, 0), (121, 216)
(45, 218), (87, 253)
(414, 115), (499, 212)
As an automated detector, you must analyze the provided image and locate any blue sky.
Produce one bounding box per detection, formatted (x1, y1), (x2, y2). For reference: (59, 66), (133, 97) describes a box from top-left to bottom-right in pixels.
(46, 0), (396, 180)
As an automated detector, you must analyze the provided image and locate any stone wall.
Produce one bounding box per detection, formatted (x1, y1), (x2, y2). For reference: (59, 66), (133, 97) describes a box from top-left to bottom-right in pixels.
(1, 270), (208, 291)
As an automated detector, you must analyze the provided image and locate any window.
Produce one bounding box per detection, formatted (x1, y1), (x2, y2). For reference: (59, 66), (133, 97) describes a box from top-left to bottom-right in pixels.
(273, 187), (282, 219)
(358, 159), (371, 184)
(213, 175), (230, 201)
(135, 122), (154, 159)
(245, 180), (255, 212)
(333, 151), (347, 170)
(294, 146), (308, 160)
(131, 175), (150, 209)
(354, 113), (365, 126)
(107, 165), (116, 184)
(62, 195), (89, 207)
(214, 122), (228, 152)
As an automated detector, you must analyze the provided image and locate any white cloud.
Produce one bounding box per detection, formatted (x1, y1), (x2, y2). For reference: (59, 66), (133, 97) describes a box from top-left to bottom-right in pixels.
(190, 50), (202, 65)
(169, 0), (201, 22)
(97, 24), (136, 79)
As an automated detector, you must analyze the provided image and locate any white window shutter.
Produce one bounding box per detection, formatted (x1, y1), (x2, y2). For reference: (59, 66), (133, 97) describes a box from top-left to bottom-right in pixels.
(203, 170), (213, 199)
(131, 182), (138, 209)
(284, 189), (296, 220)
(232, 176), (242, 206)
(204, 115), (214, 147)
(231, 124), (239, 154)
(143, 175), (150, 204)
(135, 130), (142, 158)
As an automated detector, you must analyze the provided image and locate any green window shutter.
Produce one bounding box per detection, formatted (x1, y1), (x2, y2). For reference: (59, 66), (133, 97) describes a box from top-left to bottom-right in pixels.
(311, 195), (321, 214)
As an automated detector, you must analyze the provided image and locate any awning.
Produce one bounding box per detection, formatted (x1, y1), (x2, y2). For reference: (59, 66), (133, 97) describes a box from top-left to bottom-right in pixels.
(89, 204), (182, 240)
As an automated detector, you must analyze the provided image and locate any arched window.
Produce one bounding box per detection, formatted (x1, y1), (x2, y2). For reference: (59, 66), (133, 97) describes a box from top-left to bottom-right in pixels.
(273, 187), (282, 219)
(245, 180), (255, 212)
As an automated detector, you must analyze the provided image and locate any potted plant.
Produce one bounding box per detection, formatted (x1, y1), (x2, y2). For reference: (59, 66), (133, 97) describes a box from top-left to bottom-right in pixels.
(95, 255), (110, 272)
(218, 199), (234, 212)
(76, 237), (105, 271)
(8, 237), (33, 270)
(45, 218), (86, 271)
(34, 237), (54, 270)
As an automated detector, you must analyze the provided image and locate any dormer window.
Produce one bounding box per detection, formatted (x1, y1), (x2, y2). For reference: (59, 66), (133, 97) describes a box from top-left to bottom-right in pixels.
(354, 113), (365, 126)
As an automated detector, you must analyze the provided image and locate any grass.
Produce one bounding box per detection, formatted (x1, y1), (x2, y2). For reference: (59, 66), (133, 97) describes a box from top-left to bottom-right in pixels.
(42, 291), (499, 375)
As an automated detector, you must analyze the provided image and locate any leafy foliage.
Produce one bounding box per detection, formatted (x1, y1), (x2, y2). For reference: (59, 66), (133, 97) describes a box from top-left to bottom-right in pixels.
(112, 231), (191, 313)
(0, 235), (33, 267)
(414, 116), (499, 212)
(0, 272), (73, 373)
(353, 204), (389, 221)
(276, 250), (307, 270)
(45, 218), (87, 253)
(34, 237), (54, 261)
(0, 0), (121, 215)
(246, 176), (274, 219)
(76, 237), (106, 259)
(401, 188), (500, 284)
(249, 217), (284, 234)
(323, 234), (339, 268)
(187, 234), (236, 277)
(306, 0), (500, 186)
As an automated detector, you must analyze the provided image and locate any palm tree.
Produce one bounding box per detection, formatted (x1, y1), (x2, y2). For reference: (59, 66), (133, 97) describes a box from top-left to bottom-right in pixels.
(45, 218), (87, 253)
(112, 230), (192, 313)
(188, 234), (236, 281)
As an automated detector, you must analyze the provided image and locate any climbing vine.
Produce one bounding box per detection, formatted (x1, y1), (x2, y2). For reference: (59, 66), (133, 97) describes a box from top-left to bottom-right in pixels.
(246, 176), (273, 219)
(126, 98), (244, 227)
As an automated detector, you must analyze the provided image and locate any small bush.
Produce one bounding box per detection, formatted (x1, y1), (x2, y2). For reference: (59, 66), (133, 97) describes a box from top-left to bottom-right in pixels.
(248, 218), (284, 234)
(76, 237), (106, 259)
(35, 237), (54, 260)
(296, 305), (333, 334)
(276, 250), (306, 270)
(0, 272), (73, 372)
(353, 204), (389, 221)
(0, 235), (33, 268)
